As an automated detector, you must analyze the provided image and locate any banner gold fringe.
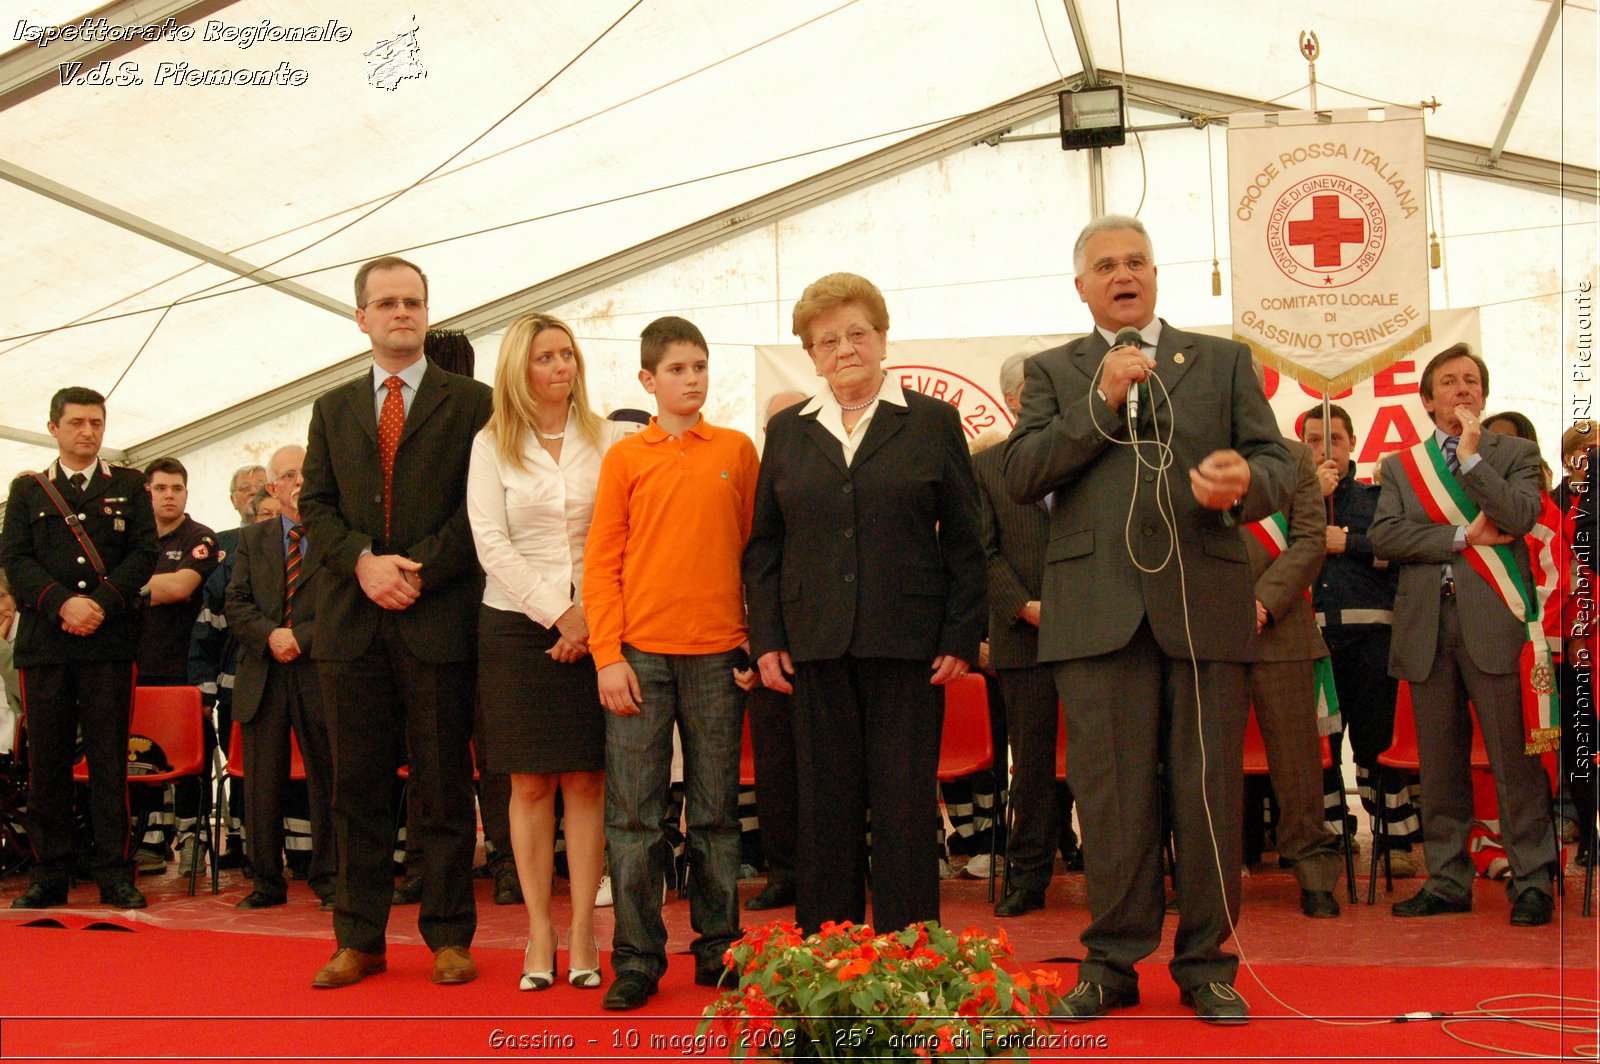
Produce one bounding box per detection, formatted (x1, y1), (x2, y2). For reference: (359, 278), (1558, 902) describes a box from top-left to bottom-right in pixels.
(1235, 323), (1434, 396)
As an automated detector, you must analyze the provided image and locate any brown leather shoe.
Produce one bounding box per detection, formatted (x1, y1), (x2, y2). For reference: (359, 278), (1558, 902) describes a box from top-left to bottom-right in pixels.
(431, 945), (478, 985)
(311, 948), (386, 989)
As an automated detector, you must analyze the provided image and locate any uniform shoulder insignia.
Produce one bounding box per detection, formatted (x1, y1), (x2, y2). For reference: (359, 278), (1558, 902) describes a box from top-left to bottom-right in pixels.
(192, 542), (211, 560)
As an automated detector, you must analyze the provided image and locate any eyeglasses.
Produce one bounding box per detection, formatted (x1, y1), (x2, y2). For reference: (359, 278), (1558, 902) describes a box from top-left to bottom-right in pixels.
(363, 298), (427, 313)
(809, 326), (876, 357)
(275, 469), (303, 483)
(1085, 255), (1151, 277)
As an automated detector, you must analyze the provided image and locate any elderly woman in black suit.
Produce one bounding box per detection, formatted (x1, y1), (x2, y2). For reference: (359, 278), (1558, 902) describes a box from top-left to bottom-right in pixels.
(743, 272), (987, 934)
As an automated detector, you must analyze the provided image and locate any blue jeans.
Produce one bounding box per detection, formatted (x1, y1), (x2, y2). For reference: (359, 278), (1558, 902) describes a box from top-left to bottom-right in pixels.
(605, 646), (744, 978)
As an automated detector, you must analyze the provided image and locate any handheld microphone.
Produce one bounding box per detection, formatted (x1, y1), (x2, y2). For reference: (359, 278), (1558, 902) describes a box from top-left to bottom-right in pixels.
(1112, 327), (1145, 422)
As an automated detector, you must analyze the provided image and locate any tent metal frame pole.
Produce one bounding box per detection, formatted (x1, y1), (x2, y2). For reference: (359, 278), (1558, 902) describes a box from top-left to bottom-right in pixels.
(1488, 0), (1565, 164)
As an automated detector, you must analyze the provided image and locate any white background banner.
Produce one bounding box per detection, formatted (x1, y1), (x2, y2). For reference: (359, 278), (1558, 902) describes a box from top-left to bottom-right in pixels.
(1229, 108), (1432, 393)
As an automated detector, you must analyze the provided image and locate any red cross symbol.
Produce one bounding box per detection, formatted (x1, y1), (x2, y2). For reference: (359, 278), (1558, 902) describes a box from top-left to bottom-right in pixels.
(1288, 195), (1365, 268)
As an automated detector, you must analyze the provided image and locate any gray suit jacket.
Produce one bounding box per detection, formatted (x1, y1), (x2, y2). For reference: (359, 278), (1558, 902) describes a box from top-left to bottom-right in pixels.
(1002, 322), (1294, 664)
(1246, 442), (1330, 664)
(972, 442), (1050, 670)
(224, 517), (323, 724)
(1370, 429), (1542, 679)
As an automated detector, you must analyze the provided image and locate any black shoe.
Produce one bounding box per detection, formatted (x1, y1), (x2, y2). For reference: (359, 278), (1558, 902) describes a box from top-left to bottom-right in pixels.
(1299, 889), (1341, 918)
(217, 848), (247, 871)
(1050, 980), (1138, 1021)
(994, 887), (1046, 917)
(493, 867), (523, 906)
(743, 881), (795, 911)
(1576, 841), (1597, 867)
(695, 962), (737, 989)
(235, 891), (287, 910)
(11, 882), (68, 909)
(99, 881), (147, 909)
(318, 895), (335, 912)
(1509, 888), (1553, 927)
(392, 874), (423, 905)
(602, 970), (659, 1010)
(1062, 847), (1085, 872)
(1181, 981), (1249, 1025)
(1392, 889), (1471, 917)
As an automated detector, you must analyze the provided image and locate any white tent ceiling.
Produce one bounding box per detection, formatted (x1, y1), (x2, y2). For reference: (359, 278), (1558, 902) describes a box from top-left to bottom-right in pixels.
(0, 0), (1594, 525)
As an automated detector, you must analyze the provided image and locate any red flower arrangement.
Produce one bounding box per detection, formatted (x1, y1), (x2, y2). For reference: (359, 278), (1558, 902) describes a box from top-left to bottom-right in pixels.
(698, 919), (1065, 1059)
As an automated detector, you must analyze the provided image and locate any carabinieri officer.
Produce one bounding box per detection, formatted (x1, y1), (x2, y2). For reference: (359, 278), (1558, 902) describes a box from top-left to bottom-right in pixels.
(1, 386), (157, 909)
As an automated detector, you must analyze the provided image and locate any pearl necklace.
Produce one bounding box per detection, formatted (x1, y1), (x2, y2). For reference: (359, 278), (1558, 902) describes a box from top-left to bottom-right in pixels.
(537, 430), (565, 440)
(835, 392), (878, 412)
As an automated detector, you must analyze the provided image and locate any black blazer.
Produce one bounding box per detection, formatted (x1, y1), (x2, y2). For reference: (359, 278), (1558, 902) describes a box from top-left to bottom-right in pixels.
(299, 362), (494, 664)
(971, 443), (1050, 671)
(744, 389), (986, 665)
(1, 462), (157, 666)
(224, 517), (324, 724)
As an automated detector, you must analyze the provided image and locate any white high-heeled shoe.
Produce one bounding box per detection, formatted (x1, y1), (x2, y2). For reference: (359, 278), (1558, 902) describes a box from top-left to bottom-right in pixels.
(568, 938), (602, 989)
(519, 939), (556, 991)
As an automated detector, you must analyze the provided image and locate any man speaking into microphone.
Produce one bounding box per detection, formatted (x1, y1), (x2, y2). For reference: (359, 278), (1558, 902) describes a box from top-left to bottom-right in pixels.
(1004, 215), (1292, 1024)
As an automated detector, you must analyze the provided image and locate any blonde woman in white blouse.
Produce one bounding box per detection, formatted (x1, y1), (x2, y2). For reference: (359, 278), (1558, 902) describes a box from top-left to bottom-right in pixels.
(468, 313), (632, 992)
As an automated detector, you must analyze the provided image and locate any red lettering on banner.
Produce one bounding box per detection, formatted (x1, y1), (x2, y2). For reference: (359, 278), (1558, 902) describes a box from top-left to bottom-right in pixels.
(1261, 366), (1280, 398)
(1358, 404), (1422, 464)
(1300, 381), (1353, 400)
(1372, 360), (1416, 397)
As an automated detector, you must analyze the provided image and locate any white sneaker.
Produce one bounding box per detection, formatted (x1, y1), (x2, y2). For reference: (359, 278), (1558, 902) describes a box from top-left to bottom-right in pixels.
(176, 838), (198, 876)
(595, 874), (613, 908)
(962, 854), (993, 879)
(938, 858), (957, 880)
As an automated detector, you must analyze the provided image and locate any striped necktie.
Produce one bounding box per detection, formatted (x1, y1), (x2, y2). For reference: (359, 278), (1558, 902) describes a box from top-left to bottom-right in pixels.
(1443, 435), (1461, 476)
(283, 525), (304, 626)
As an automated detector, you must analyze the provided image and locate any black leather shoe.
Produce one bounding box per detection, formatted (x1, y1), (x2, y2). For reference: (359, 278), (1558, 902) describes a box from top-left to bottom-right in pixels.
(1509, 888), (1553, 927)
(694, 962), (737, 989)
(391, 874), (422, 905)
(493, 867), (523, 906)
(235, 891), (287, 910)
(1299, 889), (1341, 918)
(1392, 890), (1471, 917)
(1050, 980), (1138, 1021)
(994, 887), (1046, 917)
(602, 970), (659, 1010)
(744, 881), (795, 911)
(1062, 847), (1085, 872)
(1181, 981), (1249, 1025)
(99, 882), (147, 909)
(11, 882), (68, 909)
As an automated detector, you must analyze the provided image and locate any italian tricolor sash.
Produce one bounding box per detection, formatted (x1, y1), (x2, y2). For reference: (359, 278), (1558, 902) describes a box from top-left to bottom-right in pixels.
(1245, 511), (1343, 737)
(1395, 438), (1560, 754)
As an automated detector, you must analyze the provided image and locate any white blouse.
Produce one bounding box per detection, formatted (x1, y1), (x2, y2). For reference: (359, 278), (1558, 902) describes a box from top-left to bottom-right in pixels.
(467, 407), (635, 627)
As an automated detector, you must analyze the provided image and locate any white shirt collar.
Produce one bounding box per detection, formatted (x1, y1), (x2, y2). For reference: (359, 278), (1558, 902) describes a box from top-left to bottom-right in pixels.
(1095, 319), (1163, 350)
(372, 355), (427, 393)
(798, 375), (909, 418)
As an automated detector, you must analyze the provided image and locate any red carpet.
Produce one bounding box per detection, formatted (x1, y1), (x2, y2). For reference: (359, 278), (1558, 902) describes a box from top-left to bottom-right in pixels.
(2, 918), (1594, 1062)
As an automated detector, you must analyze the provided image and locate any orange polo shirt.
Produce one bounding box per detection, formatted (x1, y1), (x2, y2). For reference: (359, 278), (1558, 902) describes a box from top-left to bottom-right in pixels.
(583, 416), (760, 668)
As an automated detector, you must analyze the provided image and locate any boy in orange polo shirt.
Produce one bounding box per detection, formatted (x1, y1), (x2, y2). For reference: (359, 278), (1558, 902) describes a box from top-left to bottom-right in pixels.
(583, 316), (760, 1011)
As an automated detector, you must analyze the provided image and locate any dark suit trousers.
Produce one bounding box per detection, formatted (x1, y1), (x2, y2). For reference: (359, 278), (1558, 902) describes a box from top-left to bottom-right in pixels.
(242, 661), (335, 900)
(21, 662), (135, 888)
(999, 664), (1061, 892)
(791, 657), (942, 934)
(746, 685), (797, 888)
(1056, 621), (1245, 993)
(320, 615), (476, 953)
(1247, 661), (1342, 890)
(1411, 598), (1557, 902)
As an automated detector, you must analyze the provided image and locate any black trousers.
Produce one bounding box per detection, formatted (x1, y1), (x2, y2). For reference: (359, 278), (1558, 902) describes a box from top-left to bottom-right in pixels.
(746, 685), (797, 888)
(1560, 658), (1597, 848)
(791, 656), (943, 935)
(320, 616), (476, 954)
(998, 664), (1062, 892)
(242, 661), (335, 900)
(21, 661), (135, 888)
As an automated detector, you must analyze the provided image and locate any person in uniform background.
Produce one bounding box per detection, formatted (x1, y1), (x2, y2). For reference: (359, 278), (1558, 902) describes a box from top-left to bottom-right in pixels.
(133, 457), (218, 875)
(2, 386), (157, 910)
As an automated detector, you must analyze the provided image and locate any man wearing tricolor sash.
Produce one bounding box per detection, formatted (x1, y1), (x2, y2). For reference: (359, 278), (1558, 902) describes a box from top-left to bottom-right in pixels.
(1370, 344), (1559, 927)
(1242, 442), (1346, 919)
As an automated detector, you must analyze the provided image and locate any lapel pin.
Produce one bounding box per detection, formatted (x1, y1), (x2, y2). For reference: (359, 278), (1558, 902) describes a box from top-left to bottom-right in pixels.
(1173, 353), (1186, 364)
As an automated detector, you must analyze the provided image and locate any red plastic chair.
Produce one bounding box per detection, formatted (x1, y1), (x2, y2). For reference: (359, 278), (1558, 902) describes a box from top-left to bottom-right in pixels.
(738, 713), (757, 789)
(937, 673), (1000, 901)
(74, 685), (208, 896)
(1244, 707), (1357, 902)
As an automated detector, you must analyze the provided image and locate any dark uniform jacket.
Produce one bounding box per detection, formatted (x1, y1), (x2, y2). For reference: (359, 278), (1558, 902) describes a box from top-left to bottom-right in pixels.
(1311, 461), (1397, 651)
(0, 460), (157, 666)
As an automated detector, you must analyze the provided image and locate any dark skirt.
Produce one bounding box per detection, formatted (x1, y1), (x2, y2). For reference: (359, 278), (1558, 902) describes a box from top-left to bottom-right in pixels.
(478, 605), (604, 774)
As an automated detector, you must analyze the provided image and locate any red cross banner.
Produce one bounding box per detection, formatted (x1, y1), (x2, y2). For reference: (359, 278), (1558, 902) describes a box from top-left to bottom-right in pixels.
(1228, 107), (1431, 395)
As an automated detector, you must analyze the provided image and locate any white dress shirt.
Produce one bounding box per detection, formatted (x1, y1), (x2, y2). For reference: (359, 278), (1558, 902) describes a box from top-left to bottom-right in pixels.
(798, 376), (909, 465)
(467, 408), (633, 627)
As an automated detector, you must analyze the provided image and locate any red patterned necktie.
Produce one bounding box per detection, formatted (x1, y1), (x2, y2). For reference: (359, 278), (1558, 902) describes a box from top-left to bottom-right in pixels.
(379, 375), (406, 536)
(283, 525), (303, 626)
